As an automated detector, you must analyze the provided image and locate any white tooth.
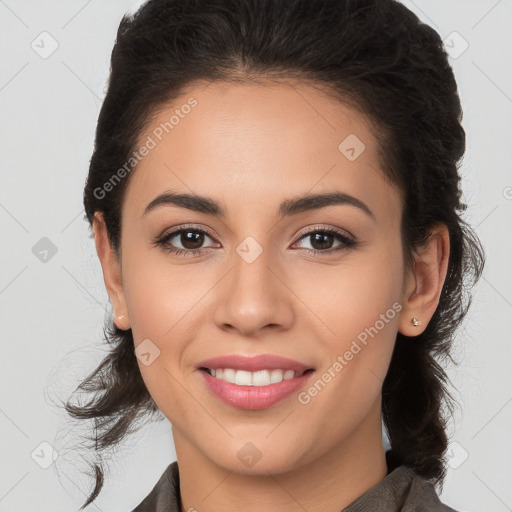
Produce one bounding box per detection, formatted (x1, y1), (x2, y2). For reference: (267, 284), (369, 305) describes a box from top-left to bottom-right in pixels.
(252, 370), (271, 386)
(235, 370), (253, 385)
(211, 368), (299, 385)
(270, 369), (284, 384)
(283, 370), (295, 380)
(222, 368), (236, 384)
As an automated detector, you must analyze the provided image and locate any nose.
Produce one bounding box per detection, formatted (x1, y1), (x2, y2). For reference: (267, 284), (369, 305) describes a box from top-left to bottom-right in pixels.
(213, 246), (295, 337)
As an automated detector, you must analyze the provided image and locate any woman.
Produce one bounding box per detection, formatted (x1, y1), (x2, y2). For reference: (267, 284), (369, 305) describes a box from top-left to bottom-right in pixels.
(65, 0), (485, 510)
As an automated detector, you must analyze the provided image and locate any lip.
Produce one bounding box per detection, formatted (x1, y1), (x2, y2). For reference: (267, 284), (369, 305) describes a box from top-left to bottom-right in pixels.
(198, 368), (315, 410)
(196, 354), (313, 373)
(196, 353), (315, 410)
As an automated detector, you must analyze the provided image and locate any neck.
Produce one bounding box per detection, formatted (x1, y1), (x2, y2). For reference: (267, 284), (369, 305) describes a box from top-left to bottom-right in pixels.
(173, 408), (388, 512)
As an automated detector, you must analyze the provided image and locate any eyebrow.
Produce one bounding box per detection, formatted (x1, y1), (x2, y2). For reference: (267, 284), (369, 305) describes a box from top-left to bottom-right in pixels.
(142, 190), (375, 220)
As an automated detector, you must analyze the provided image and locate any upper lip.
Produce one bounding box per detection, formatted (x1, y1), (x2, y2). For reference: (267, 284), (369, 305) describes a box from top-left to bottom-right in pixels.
(196, 354), (313, 373)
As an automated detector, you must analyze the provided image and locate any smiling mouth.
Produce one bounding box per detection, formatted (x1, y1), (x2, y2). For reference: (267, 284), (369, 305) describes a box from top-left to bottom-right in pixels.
(200, 367), (314, 386)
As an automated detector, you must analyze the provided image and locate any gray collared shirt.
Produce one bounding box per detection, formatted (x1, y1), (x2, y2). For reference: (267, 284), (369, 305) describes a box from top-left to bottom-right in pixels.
(131, 461), (459, 511)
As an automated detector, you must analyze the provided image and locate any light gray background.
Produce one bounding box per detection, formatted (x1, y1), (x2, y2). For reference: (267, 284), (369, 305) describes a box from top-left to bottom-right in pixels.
(0, 1), (511, 511)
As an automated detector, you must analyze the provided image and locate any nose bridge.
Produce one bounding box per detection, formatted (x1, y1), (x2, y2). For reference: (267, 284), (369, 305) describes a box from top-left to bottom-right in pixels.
(213, 238), (294, 335)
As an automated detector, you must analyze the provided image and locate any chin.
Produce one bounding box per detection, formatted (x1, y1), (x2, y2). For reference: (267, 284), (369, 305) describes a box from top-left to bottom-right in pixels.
(202, 438), (308, 476)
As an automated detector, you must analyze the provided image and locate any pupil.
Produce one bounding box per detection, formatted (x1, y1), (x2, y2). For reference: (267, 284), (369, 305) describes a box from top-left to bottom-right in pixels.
(311, 232), (332, 250)
(182, 231), (204, 249)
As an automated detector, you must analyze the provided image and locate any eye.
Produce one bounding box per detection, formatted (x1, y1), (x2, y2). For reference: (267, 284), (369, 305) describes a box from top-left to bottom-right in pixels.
(153, 224), (358, 258)
(292, 226), (357, 255)
(153, 225), (219, 257)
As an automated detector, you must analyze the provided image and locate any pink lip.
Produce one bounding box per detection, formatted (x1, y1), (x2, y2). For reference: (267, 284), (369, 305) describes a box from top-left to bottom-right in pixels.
(198, 369), (315, 410)
(196, 353), (313, 373)
(196, 354), (315, 410)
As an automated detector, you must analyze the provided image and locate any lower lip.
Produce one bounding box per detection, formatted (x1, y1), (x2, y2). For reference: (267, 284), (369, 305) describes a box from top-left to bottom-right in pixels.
(199, 369), (314, 410)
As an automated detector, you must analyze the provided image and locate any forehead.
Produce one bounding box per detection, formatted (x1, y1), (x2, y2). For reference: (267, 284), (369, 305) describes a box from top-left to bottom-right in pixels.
(123, 79), (401, 227)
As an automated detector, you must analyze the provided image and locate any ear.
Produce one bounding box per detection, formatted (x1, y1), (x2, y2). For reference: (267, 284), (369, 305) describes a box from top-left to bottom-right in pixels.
(398, 222), (450, 337)
(92, 212), (130, 330)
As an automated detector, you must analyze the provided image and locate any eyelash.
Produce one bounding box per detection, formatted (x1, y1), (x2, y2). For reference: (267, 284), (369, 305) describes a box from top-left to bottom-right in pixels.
(153, 224), (358, 258)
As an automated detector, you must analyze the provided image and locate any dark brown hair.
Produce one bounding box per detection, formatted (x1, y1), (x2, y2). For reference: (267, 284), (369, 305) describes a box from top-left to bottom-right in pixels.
(64, 0), (485, 508)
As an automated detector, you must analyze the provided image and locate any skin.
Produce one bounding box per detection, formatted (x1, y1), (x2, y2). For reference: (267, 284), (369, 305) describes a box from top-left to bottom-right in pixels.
(92, 79), (449, 512)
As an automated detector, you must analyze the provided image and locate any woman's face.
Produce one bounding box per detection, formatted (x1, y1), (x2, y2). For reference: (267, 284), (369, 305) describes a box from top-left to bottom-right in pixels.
(108, 80), (412, 473)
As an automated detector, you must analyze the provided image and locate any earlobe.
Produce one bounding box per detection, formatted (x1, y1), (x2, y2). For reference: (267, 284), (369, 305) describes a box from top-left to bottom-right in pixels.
(398, 223), (450, 337)
(92, 212), (130, 330)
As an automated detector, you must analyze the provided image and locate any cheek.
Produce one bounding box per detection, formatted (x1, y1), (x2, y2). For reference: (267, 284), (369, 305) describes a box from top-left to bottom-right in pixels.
(123, 257), (199, 419)
(291, 247), (403, 344)
(122, 244), (208, 340)
(121, 248), (212, 406)
(292, 248), (402, 407)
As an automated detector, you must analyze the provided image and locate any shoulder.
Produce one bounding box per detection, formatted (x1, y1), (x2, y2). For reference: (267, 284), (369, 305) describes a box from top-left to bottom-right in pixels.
(342, 465), (460, 512)
(403, 467), (460, 512)
(131, 461), (181, 512)
(129, 460), (460, 512)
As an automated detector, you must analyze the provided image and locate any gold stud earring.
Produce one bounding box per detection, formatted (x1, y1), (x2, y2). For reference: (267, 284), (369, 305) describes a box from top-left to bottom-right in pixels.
(411, 317), (421, 326)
